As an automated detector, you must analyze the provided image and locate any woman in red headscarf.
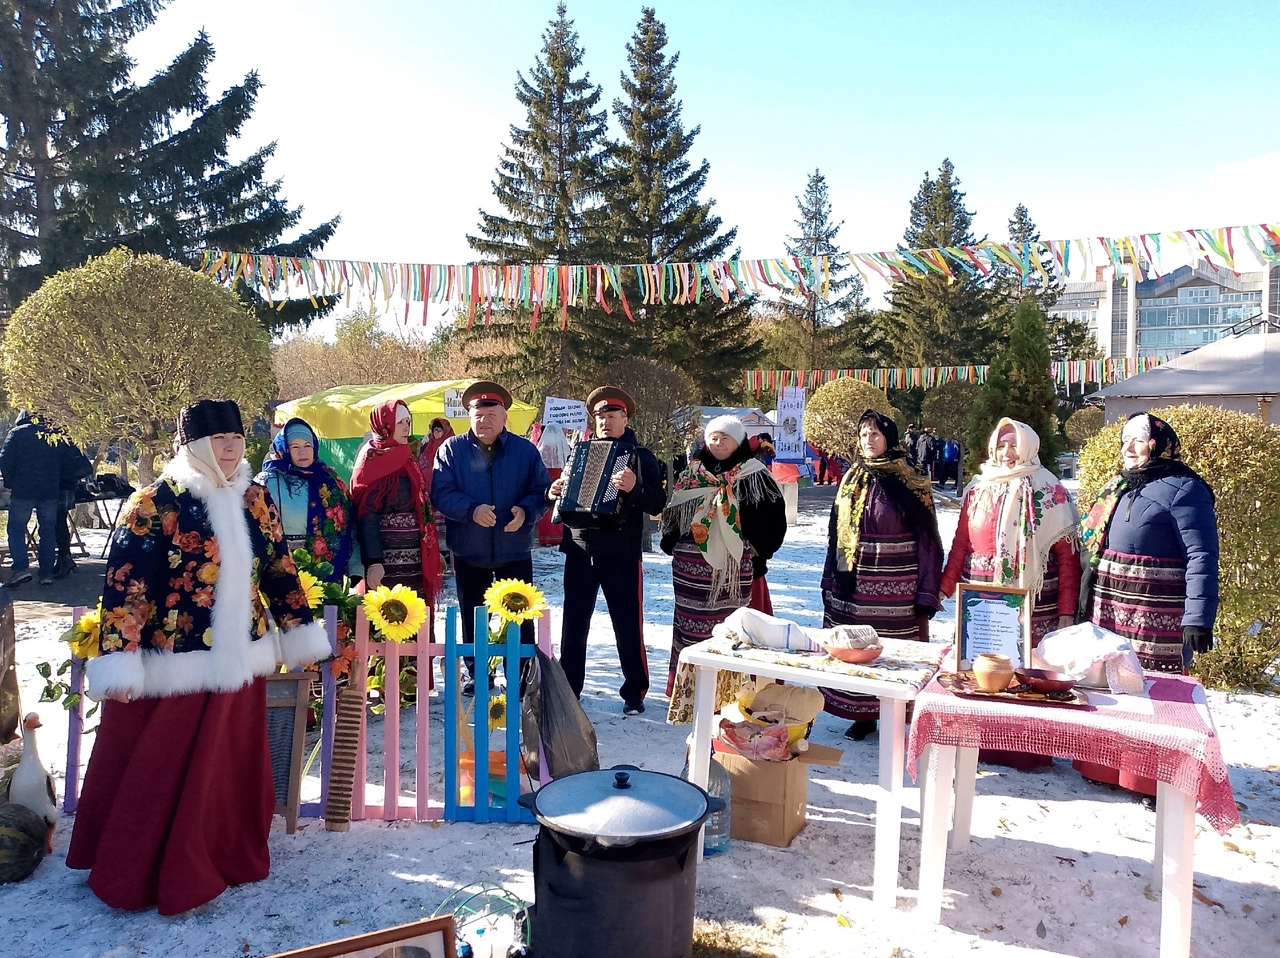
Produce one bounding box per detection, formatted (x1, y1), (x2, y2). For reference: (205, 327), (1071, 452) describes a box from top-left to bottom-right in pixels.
(350, 401), (442, 601)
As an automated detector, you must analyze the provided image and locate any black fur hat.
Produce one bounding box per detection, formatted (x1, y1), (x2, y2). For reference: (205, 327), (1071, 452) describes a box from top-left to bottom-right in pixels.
(176, 399), (245, 445)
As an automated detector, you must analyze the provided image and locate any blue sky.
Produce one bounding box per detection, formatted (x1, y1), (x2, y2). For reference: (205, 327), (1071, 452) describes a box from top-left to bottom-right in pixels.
(130, 0), (1280, 328)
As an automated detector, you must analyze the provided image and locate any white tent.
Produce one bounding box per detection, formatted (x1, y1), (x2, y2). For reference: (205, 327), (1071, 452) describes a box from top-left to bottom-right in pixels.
(1091, 327), (1280, 424)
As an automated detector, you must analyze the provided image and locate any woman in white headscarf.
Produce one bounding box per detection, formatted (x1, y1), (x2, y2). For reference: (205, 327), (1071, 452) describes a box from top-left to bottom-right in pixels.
(940, 417), (1080, 769)
(941, 417), (1081, 643)
(67, 400), (329, 915)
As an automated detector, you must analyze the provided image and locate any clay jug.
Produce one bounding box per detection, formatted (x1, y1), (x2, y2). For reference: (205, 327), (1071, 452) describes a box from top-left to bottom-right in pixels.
(972, 653), (1015, 691)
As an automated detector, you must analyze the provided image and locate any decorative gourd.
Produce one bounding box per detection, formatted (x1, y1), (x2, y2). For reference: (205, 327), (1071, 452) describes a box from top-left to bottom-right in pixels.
(0, 803), (47, 883)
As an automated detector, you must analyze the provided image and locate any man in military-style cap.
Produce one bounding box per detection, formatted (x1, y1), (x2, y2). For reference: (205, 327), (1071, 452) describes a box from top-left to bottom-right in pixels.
(431, 380), (550, 692)
(546, 385), (664, 715)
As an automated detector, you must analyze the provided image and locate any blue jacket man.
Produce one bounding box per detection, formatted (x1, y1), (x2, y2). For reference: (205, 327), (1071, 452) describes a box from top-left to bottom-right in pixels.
(431, 381), (550, 689)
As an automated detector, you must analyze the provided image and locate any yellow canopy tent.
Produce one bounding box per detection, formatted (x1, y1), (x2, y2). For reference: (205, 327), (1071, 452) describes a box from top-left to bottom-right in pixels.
(273, 380), (540, 480)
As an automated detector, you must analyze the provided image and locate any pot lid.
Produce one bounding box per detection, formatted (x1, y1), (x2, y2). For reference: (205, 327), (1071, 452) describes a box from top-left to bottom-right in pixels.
(530, 766), (710, 846)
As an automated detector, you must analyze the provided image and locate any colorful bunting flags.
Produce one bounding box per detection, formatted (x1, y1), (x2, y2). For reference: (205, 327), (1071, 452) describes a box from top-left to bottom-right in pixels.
(198, 222), (1280, 321)
(741, 357), (1171, 395)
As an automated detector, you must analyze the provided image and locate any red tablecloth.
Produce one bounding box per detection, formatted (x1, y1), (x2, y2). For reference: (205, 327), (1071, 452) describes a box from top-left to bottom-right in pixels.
(906, 674), (1238, 835)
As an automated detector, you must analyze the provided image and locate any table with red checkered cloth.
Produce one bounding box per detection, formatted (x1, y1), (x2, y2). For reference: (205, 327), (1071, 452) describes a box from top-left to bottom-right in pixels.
(906, 673), (1238, 834)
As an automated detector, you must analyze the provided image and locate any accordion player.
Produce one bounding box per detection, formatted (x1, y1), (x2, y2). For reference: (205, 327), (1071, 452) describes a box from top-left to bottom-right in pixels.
(557, 439), (633, 517)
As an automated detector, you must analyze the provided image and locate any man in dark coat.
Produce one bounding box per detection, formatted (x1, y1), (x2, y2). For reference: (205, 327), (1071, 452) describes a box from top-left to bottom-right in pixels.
(432, 381), (551, 693)
(0, 411), (64, 586)
(547, 386), (665, 714)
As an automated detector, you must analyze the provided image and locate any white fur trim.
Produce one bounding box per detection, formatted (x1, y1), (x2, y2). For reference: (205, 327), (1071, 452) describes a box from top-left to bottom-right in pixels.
(277, 620), (331, 669)
(84, 650), (147, 703)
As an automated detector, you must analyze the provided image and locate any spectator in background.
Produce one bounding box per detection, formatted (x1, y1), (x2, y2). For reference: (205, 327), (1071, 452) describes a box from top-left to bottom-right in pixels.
(417, 417), (456, 573)
(915, 426), (938, 481)
(938, 436), (961, 491)
(55, 430), (92, 578)
(1, 411), (65, 586)
(904, 423), (921, 467)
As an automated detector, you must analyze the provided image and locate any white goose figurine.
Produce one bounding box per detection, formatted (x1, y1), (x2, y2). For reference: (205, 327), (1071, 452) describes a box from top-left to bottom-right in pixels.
(5, 712), (57, 852)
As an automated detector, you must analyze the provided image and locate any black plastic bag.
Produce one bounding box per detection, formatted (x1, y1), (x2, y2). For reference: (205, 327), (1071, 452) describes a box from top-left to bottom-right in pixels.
(521, 649), (599, 780)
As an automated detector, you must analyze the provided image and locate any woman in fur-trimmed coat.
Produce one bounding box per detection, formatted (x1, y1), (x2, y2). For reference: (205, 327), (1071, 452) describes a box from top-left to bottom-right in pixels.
(67, 400), (330, 916)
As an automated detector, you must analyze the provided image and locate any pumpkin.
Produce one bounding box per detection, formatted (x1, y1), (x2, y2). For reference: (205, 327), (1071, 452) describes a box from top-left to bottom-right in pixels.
(0, 802), (47, 883)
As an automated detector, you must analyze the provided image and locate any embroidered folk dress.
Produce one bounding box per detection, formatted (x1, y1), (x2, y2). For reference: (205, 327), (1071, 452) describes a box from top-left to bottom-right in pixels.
(66, 460), (329, 915)
(819, 480), (942, 721)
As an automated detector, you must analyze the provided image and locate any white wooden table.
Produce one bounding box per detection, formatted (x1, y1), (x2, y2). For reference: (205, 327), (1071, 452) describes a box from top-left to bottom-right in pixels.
(679, 640), (942, 907)
(908, 675), (1237, 958)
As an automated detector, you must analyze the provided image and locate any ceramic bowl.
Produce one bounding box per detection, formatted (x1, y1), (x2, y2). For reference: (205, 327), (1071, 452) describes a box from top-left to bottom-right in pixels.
(826, 645), (883, 664)
(1014, 668), (1078, 693)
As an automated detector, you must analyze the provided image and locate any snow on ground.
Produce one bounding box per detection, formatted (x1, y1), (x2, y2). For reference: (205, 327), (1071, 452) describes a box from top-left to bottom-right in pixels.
(2, 491), (1278, 958)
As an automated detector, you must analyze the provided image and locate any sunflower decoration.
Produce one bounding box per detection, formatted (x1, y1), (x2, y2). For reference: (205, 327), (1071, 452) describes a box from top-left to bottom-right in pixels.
(60, 605), (103, 660)
(297, 570), (325, 611)
(488, 692), (507, 731)
(363, 584), (428, 642)
(483, 579), (548, 626)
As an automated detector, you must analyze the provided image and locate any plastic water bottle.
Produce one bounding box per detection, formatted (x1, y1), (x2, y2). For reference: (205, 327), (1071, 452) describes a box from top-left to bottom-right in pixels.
(681, 750), (732, 856)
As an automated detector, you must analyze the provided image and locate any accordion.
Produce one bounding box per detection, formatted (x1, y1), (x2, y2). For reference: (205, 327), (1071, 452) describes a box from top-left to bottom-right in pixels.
(559, 440), (632, 517)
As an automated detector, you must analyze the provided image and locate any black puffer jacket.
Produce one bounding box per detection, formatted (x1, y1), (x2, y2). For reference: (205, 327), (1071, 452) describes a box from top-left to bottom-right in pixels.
(0, 413), (79, 501)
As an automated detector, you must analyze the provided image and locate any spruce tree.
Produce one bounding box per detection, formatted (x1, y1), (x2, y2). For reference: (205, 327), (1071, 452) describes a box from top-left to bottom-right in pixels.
(464, 2), (611, 400)
(887, 159), (998, 365)
(602, 6), (759, 401)
(965, 299), (1062, 472)
(0, 1), (336, 331)
(760, 168), (872, 370)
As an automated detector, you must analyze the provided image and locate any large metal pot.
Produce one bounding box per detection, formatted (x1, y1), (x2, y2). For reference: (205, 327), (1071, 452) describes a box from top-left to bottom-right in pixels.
(518, 765), (724, 958)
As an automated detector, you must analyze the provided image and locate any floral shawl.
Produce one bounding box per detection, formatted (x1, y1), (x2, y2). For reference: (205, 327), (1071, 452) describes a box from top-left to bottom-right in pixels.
(662, 454), (775, 604)
(259, 417), (355, 579)
(965, 417), (1079, 599)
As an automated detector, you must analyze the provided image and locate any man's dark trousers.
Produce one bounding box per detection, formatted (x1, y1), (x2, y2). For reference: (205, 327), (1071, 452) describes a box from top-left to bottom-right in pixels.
(455, 556), (535, 682)
(559, 552), (648, 703)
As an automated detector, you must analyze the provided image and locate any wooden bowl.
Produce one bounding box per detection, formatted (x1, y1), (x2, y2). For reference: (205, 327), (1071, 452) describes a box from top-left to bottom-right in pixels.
(826, 645), (882, 664)
(1015, 668), (1077, 693)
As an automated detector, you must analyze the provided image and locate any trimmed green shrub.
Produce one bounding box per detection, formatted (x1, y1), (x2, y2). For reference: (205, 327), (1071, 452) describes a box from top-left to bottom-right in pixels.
(1077, 404), (1280, 691)
(1065, 406), (1104, 450)
(803, 378), (896, 460)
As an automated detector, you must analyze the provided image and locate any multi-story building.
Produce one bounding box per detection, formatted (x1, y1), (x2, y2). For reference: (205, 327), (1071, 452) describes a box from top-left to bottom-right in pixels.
(1049, 259), (1279, 360)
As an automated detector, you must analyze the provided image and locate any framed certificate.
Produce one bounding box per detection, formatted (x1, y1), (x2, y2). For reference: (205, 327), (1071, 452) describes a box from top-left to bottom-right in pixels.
(954, 583), (1032, 671)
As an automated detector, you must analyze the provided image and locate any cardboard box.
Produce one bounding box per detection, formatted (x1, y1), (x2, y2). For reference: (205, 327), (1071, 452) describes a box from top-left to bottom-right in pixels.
(715, 743), (843, 847)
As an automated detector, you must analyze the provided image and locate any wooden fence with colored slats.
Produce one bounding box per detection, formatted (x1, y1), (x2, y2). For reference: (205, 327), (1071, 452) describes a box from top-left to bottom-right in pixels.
(442, 606), (550, 824)
(63, 603), (554, 827)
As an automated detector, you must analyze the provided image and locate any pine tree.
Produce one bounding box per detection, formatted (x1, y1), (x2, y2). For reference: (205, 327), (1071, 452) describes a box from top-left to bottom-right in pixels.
(0, 1), (336, 332)
(965, 299), (1062, 472)
(464, 2), (611, 400)
(759, 168), (872, 370)
(994, 202), (1060, 315)
(602, 6), (759, 401)
(887, 159), (998, 365)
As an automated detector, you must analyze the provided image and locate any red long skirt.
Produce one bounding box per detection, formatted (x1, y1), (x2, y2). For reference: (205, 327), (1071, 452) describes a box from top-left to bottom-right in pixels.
(67, 677), (275, 915)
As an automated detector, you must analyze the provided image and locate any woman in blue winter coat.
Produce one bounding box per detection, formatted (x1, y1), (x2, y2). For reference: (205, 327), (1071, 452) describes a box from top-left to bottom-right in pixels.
(1074, 412), (1219, 796)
